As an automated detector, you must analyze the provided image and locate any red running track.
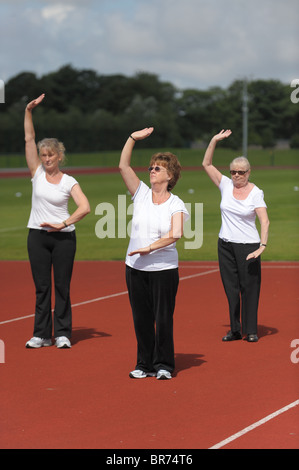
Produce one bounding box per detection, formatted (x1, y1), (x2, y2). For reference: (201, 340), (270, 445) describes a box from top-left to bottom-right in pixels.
(0, 261), (298, 449)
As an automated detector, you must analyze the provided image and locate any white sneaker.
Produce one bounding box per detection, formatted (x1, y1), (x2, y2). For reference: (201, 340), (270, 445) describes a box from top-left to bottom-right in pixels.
(129, 370), (156, 379)
(55, 336), (71, 348)
(26, 337), (52, 348)
(157, 369), (172, 380)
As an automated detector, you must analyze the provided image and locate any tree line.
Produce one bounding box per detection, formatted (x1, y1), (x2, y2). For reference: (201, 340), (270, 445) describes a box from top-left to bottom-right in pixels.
(1, 64), (298, 153)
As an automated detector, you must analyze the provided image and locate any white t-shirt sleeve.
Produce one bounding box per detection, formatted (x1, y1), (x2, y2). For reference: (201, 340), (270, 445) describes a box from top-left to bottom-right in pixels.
(252, 189), (267, 209)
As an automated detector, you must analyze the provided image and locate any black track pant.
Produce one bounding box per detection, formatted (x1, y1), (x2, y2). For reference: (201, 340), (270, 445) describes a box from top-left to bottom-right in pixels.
(218, 238), (261, 335)
(27, 229), (76, 339)
(125, 265), (179, 373)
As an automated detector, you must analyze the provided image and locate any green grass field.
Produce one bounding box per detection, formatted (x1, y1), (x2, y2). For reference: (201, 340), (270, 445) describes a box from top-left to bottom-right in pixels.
(1, 149), (298, 261)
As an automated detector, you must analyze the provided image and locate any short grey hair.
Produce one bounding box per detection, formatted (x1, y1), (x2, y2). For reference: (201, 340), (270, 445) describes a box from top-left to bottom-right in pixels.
(230, 156), (251, 171)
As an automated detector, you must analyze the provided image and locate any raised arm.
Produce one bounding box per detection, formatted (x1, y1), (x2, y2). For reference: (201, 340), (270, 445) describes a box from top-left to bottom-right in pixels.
(202, 129), (232, 187)
(24, 94), (45, 177)
(119, 127), (154, 196)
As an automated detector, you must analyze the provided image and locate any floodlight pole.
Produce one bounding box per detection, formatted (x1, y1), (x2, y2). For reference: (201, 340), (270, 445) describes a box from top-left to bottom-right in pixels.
(242, 79), (248, 157)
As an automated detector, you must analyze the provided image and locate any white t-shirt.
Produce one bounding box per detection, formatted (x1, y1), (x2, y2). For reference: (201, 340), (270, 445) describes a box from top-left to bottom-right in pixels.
(218, 175), (267, 243)
(27, 165), (78, 232)
(125, 181), (189, 271)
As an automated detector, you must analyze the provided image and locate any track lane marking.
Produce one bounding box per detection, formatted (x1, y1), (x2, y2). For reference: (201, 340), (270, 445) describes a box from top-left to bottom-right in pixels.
(1, 263), (298, 449)
(0, 268), (219, 325)
(209, 399), (299, 449)
(1, 264), (297, 326)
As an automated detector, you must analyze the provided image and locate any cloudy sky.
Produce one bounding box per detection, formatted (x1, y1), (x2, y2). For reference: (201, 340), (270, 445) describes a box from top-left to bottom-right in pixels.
(0, 0), (298, 90)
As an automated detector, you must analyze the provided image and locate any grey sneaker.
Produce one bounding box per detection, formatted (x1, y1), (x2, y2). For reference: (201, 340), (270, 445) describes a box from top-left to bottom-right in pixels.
(129, 370), (156, 379)
(26, 337), (52, 348)
(157, 369), (172, 380)
(55, 336), (71, 348)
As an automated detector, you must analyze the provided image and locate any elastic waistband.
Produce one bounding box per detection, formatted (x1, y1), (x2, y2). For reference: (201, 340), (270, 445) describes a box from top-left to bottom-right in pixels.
(219, 237), (260, 246)
(28, 228), (76, 237)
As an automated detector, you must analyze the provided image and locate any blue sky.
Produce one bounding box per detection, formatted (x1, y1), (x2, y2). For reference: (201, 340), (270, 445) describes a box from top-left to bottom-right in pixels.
(0, 0), (298, 90)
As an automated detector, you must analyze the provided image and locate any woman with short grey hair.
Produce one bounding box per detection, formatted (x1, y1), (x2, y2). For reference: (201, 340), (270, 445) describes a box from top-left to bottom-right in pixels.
(202, 129), (269, 342)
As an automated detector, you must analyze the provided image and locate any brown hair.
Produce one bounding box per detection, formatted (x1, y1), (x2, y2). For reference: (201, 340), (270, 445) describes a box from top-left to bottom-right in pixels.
(149, 152), (181, 191)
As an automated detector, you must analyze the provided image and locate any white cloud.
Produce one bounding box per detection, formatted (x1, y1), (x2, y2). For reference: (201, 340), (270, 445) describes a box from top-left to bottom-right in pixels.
(41, 4), (75, 23)
(0, 0), (298, 89)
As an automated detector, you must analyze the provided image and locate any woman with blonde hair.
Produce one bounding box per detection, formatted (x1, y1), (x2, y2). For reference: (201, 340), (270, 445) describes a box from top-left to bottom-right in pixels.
(24, 94), (90, 349)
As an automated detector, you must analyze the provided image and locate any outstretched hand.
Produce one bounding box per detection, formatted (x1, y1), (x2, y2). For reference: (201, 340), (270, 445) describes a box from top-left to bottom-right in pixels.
(26, 93), (45, 111)
(130, 127), (154, 141)
(213, 129), (232, 142)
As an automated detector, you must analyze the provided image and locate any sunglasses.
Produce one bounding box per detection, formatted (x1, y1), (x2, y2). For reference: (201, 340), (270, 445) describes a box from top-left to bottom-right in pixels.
(230, 170), (249, 175)
(148, 166), (166, 172)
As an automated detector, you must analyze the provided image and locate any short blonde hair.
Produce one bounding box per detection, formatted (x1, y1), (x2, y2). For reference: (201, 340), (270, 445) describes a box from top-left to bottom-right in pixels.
(37, 138), (66, 165)
(150, 152), (181, 191)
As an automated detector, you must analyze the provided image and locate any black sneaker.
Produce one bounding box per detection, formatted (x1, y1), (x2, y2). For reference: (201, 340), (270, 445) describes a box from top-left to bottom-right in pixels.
(222, 331), (242, 342)
(245, 334), (258, 342)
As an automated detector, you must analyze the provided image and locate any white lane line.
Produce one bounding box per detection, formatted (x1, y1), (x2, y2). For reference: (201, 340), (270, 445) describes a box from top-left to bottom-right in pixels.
(71, 291), (128, 308)
(209, 399), (299, 449)
(0, 268), (219, 326)
(180, 268), (219, 280)
(0, 226), (26, 233)
(0, 292), (128, 325)
(0, 314), (35, 325)
(179, 264), (299, 269)
(1, 263), (297, 326)
(1, 262), (297, 449)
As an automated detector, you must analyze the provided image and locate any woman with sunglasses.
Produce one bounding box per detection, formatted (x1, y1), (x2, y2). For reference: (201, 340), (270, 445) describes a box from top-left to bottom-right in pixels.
(119, 127), (189, 379)
(202, 129), (269, 342)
